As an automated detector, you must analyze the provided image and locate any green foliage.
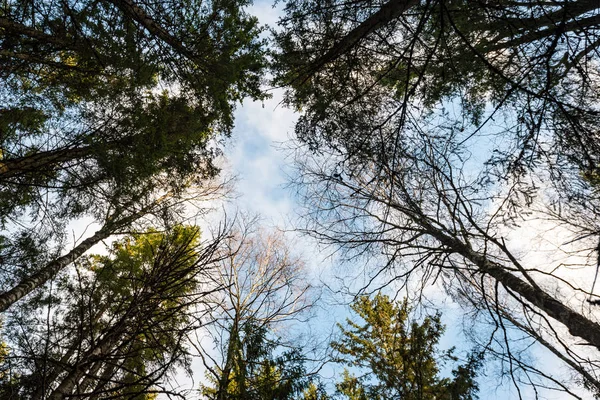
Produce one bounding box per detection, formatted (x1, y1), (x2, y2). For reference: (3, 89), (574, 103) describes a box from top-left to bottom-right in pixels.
(332, 294), (480, 400)
(202, 320), (311, 400)
(301, 382), (330, 400)
(273, 0), (600, 179)
(0, 0), (267, 304)
(0, 225), (215, 398)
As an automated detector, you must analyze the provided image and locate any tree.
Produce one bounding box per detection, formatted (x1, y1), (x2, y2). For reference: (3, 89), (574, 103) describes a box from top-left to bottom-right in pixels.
(332, 293), (480, 400)
(0, 0), (266, 312)
(198, 218), (315, 400)
(301, 382), (330, 400)
(292, 140), (600, 396)
(0, 224), (227, 399)
(274, 0), (600, 175)
(201, 320), (311, 400)
(276, 0), (600, 396)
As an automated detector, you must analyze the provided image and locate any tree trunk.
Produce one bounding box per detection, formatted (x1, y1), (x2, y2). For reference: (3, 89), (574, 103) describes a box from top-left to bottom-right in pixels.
(428, 224), (600, 350)
(501, 305), (600, 394)
(296, 0), (419, 83)
(0, 17), (74, 47)
(368, 180), (600, 352)
(0, 146), (91, 181)
(46, 329), (122, 400)
(0, 205), (151, 312)
(217, 318), (240, 400)
(490, 0), (600, 35)
(31, 304), (110, 399)
(107, 0), (200, 65)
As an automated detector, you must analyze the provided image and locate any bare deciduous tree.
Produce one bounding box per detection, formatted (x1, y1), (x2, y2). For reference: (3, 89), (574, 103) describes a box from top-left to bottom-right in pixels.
(291, 133), (600, 396)
(197, 217), (316, 400)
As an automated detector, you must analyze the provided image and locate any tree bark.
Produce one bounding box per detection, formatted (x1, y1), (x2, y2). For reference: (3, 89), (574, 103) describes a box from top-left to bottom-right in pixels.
(487, 13), (600, 51)
(366, 179), (600, 352)
(501, 306), (600, 394)
(296, 0), (419, 83)
(491, 0), (600, 35)
(46, 327), (123, 400)
(0, 205), (151, 312)
(107, 0), (201, 65)
(217, 318), (239, 400)
(31, 304), (110, 399)
(0, 17), (74, 48)
(0, 146), (92, 181)
(426, 223), (600, 350)
(294, 0), (600, 81)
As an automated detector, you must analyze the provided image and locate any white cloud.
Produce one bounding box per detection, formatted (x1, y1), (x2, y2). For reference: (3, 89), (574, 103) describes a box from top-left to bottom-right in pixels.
(220, 90), (298, 224)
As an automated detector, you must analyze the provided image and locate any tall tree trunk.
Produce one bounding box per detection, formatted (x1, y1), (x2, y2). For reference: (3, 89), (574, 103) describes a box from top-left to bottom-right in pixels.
(296, 0), (419, 83)
(0, 203), (155, 312)
(0, 146), (91, 180)
(31, 304), (110, 399)
(87, 359), (120, 400)
(217, 317), (240, 400)
(46, 328), (123, 400)
(490, 0), (600, 35)
(75, 356), (119, 398)
(107, 0), (200, 65)
(501, 304), (600, 394)
(364, 177), (600, 351)
(33, 342), (79, 399)
(425, 221), (600, 350)
(0, 17), (74, 47)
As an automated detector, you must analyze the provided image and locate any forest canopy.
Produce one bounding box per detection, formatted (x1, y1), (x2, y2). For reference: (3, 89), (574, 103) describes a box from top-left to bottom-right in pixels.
(2, 0), (600, 398)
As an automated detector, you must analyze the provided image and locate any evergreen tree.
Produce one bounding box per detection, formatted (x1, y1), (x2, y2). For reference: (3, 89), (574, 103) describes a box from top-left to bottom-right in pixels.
(0, 225), (224, 399)
(202, 320), (311, 400)
(301, 382), (330, 400)
(332, 294), (480, 400)
(0, 0), (266, 312)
